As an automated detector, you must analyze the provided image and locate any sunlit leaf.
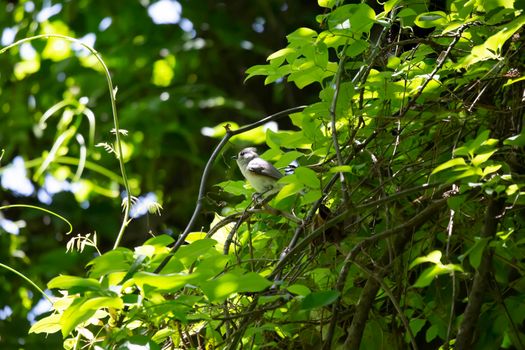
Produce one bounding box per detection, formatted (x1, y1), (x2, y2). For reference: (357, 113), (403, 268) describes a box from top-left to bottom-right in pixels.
(200, 271), (272, 302)
(471, 150), (497, 166)
(431, 158), (467, 174)
(87, 248), (134, 278)
(48, 275), (101, 292)
(409, 250), (442, 269)
(172, 239), (217, 267)
(60, 296), (123, 337)
(29, 313), (62, 334)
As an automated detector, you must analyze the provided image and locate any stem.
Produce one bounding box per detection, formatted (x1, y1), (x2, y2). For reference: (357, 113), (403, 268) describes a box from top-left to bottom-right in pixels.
(1, 34), (132, 249)
(0, 263), (53, 304)
(0, 204), (73, 235)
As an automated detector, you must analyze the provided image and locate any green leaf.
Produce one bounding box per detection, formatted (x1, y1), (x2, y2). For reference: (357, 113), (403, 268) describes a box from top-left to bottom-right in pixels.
(288, 63), (334, 88)
(200, 271), (272, 302)
(267, 48), (296, 62)
(504, 133), (525, 147)
(245, 64), (274, 81)
(273, 150), (304, 169)
(287, 284), (311, 296)
(48, 275), (101, 292)
(61, 296), (123, 337)
(29, 313), (62, 334)
(447, 195), (466, 210)
(413, 265), (442, 287)
(413, 263), (463, 288)
(301, 189), (322, 205)
(216, 180), (247, 196)
(426, 324), (439, 342)
(431, 158), (467, 174)
(462, 237), (489, 269)
(318, 0), (336, 8)
(459, 15), (525, 67)
(287, 27), (317, 45)
(328, 4), (376, 34)
(409, 318), (426, 337)
(409, 250), (442, 269)
(87, 248), (134, 278)
(132, 271), (197, 292)
(482, 164), (501, 178)
(144, 234), (175, 247)
(384, 0), (401, 12)
(295, 167), (320, 189)
(172, 239), (217, 268)
(345, 39), (368, 57)
(414, 11), (448, 28)
(471, 150), (497, 167)
(300, 290), (340, 310)
(275, 182), (304, 203)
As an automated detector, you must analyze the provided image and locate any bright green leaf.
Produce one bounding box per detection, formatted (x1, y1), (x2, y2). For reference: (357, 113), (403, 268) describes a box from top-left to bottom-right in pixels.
(409, 250), (442, 269)
(471, 150), (497, 167)
(87, 248), (134, 278)
(29, 313), (62, 334)
(61, 296), (123, 337)
(431, 158), (467, 174)
(144, 234), (175, 247)
(482, 164), (501, 178)
(318, 0), (337, 8)
(132, 271), (197, 292)
(201, 271), (272, 302)
(48, 275), (101, 291)
(267, 48), (296, 61)
(172, 239), (217, 267)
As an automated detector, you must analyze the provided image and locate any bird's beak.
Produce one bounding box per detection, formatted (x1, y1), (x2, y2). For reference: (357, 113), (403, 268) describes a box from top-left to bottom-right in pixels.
(232, 155), (238, 160)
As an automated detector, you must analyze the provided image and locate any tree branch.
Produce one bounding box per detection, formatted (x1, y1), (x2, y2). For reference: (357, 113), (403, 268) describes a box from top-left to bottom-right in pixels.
(456, 196), (505, 349)
(323, 197), (447, 349)
(154, 105), (307, 273)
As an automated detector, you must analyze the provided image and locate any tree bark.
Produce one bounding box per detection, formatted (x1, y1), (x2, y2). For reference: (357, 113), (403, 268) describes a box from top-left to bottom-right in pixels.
(456, 197), (505, 349)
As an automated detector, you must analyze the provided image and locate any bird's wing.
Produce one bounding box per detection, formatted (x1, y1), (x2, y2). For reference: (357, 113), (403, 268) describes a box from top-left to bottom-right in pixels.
(247, 158), (283, 180)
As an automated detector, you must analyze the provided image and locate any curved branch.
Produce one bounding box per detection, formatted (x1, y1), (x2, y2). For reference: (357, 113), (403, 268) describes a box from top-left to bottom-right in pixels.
(155, 105), (307, 273)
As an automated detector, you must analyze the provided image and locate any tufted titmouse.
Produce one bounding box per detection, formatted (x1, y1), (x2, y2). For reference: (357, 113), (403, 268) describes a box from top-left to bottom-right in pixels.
(235, 147), (283, 194)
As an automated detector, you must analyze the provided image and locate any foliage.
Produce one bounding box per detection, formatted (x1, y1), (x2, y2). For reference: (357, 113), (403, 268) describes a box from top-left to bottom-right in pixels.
(1, 0), (525, 349)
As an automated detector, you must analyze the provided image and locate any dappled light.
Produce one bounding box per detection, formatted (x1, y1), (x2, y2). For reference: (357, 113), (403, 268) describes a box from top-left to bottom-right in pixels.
(1, 0), (524, 349)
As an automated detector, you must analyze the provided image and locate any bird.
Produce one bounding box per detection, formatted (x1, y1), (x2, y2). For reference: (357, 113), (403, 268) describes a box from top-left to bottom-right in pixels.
(235, 147), (283, 195)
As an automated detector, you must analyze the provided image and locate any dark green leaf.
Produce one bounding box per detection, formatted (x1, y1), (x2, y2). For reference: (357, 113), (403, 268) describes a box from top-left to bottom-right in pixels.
(300, 290), (339, 310)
